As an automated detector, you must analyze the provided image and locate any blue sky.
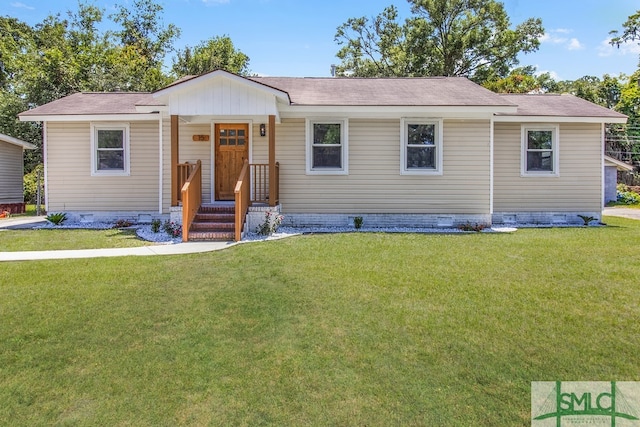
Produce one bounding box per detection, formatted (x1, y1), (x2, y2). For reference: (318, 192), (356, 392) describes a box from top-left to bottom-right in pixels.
(3, 0), (640, 80)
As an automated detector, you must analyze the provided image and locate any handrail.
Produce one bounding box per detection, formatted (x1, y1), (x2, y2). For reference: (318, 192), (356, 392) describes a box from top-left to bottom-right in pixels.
(181, 160), (202, 242)
(249, 162), (280, 205)
(234, 160), (250, 241)
(177, 162), (197, 202)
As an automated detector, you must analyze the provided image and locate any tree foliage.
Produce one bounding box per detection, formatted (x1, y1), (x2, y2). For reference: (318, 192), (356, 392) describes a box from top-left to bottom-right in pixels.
(0, 0), (250, 173)
(610, 10), (640, 49)
(335, 0), (544, 82)
(172, 36), (250, 77)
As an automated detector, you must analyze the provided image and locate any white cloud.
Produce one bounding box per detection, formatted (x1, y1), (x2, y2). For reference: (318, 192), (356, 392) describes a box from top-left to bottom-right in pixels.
(598, 37), (640, 57)
(540, 29), (584, 51)
(567, 38), (584, 50)
(11, 2), (35, 9)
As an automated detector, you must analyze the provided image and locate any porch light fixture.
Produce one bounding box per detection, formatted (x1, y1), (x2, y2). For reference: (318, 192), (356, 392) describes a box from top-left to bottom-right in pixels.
(260, 123), (266, 137)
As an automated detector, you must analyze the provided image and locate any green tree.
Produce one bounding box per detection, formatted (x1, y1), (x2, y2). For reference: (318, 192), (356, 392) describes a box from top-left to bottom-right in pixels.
(172, 36), (250, 77)
(110, 0), (180, 90)
(0, 17), (35, 91)
(335, 0), (544, 82)
(610, 10), (640, 51)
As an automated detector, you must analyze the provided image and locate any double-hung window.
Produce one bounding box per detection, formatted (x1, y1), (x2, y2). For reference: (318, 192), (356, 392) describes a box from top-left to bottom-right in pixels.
(306, 119), (348, 174)
(91, 123), (130, 176)
(521, 125), (558, 176)
(400, 118), (443, 175)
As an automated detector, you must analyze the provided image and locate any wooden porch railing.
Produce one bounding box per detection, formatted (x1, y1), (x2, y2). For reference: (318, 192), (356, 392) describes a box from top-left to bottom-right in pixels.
(181, 160), (202, 242)
(234, 160), (250, 241)
(177, 162), (198, 203)
(250, 162), (279, 205)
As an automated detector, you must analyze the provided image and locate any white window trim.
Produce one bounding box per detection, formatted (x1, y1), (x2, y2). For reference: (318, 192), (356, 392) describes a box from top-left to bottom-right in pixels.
(91, 122), (130, 176)
(305, 118), (349, 175)
(400, 118), (443, 175)
(521, 124), (559, 177)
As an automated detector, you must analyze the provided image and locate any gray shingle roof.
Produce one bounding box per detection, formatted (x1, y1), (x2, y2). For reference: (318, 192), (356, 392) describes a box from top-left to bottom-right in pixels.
(497, 93), (627, 119)
(250, 76), (513, 106)
(19, 92), (161, 117)
(17, 77), (628, 121)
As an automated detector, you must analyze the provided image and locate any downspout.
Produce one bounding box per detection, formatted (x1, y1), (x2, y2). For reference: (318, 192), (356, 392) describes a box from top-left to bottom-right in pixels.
(601, 122), (605, 209)
(43, 121), (49, 213)
(158, 115), (163, 214)
(489, 115), (494, 219)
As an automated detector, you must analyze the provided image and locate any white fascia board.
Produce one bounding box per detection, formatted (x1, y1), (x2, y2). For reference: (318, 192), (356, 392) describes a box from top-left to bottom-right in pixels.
(0, 132), (36, 149)
(19, 113), (161, 122)
(177, 114), (281, 124)
(494, 115), (628, 124)
(278, 105), (514, 119)
(136, 105), (168, 113)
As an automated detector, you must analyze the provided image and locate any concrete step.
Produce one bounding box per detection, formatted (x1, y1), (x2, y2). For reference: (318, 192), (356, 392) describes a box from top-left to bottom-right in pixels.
(188, 230), (235, 241)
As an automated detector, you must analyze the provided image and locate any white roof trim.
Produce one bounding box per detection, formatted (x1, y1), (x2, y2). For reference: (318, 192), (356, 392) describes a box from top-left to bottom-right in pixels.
(494, 115), (627, 124)
(20, 113), (161, 122)
(604, 155), (634, 171)
(153, 70), (291, 104)
(0, 132), (36, 149)
(279, 105), (515, 119)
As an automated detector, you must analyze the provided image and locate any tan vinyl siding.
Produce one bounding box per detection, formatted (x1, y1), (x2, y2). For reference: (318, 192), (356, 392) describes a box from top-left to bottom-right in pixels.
(251, 122), (268, 164)
(276, 118), (491, 214)
(494, 122), (602, 212)
(46, 121), (160, 211)
(0, 142), (24, 203)
(178, 123), (212, 203)
(161, 117), (171, 213)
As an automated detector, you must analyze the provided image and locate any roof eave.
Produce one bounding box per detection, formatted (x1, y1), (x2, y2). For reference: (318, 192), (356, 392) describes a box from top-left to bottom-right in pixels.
(19, 113), (161, 122)
(0, 132), (37, 149)
(279, 104), (517, 117)
(493, 115), (628, 124)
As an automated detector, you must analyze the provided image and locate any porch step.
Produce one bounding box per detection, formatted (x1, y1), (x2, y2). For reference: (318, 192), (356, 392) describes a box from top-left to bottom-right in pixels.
(188, 205), (236, 241)
(188, 230), (236, 241)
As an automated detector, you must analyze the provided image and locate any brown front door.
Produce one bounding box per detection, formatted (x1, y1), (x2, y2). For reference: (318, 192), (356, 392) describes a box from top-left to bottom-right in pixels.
(215, 123), (249, 200)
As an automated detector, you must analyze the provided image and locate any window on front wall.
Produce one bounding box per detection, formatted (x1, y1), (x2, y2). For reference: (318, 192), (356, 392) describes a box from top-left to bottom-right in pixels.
(306, 119), (348, 174)
(401, 118), (443, 175)
(522, 125), (558, 176)
(91, 123), (130, 176)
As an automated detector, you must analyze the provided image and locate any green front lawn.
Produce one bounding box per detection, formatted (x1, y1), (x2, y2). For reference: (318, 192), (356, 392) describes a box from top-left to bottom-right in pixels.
(1, 217), (639, 426)
(0, 229), (153, 251)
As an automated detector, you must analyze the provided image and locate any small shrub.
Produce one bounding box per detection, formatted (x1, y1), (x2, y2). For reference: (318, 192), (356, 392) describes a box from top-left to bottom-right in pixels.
(458, 222), (486, 232)
(151, 219), (161, 233)
(616, 189), (640, 205)
(46, 212), (67, 225)
(113, 219), (132, 228)
(577, 215), (597, 226)
(163, 220), (182, 238)
(256, 210), (284, 235)
(354, 216), (363, 229)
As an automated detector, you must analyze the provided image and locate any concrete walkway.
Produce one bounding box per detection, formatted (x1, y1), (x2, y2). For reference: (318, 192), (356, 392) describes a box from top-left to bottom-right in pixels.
(0, 216), (237, 262)
(602, 206), (640, 220)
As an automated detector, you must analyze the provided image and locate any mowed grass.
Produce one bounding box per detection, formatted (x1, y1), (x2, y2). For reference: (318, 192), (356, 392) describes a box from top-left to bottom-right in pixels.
(1, 216), (639, 426)
(0, 228), (153, 251)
